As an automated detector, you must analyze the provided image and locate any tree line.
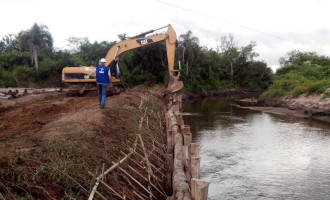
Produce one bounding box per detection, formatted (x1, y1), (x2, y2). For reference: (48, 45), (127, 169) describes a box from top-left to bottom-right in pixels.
(0, 23), (273, 91)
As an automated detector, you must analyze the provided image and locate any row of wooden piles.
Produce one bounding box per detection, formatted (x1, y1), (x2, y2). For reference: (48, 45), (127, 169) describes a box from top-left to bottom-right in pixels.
(165, 93), (209, 200)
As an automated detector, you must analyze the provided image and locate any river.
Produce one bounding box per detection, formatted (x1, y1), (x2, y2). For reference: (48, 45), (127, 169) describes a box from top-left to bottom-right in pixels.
(183, 97), (330, 200)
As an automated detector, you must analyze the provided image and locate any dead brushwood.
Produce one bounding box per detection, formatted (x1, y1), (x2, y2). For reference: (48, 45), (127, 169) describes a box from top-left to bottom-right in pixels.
(126, 164), (166, 197)
(89, 97), (158, 200)
(121, 151), (164, 182)
(88, 143), (137, 200)
(133, 191), (145, 200)
(89, 171), (124, 199)
(31, 185), (57, 200)
(0, 181), (16, 199)
(115, 164), (158, 200)
(131, 149), (165, 173)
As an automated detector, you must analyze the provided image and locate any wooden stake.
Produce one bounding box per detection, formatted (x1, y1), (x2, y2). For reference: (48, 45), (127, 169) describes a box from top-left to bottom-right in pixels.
(168, 106), (192, 199)
(102, 163), (105, 182)
(138, 133), (153, 176)
(183, 145), (191, 181)
(190, 156), (201, 179)
(165, 153), (173, 196)
(190, 143), (200, 157)
(191, 178), (209, 200)
(167, 130), (174, 154)
(181, 125), (190, 134)
(177, 114), (185, 127)
(183, 133), (192, 146)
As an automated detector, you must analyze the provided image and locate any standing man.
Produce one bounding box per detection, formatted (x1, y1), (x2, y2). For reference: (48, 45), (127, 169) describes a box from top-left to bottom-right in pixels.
(93, 58), (111, 109)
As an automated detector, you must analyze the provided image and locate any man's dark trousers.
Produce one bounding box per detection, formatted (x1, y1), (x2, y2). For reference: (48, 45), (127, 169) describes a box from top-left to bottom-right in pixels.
(97, 83), (108, 108)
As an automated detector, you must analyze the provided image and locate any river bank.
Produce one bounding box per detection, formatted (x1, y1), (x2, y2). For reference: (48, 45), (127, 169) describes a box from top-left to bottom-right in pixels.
(256, 91), (330, 123)
(0, 87), (167, 199)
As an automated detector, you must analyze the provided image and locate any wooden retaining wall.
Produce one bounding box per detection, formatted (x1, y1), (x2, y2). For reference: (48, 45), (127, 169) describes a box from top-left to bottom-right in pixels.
(165, 93), (209, 200)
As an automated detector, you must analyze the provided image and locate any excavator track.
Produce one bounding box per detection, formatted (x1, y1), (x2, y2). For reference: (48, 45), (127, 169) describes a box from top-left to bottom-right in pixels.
(64, 83), (125, 97)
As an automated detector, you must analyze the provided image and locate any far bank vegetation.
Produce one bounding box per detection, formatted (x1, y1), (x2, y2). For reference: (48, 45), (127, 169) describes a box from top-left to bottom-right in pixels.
(263, 50), (330, 99)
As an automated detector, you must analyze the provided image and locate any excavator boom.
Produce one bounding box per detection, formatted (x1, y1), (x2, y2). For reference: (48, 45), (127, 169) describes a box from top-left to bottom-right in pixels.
(62, 24), (181, 94)
(104, 24), (179, 78)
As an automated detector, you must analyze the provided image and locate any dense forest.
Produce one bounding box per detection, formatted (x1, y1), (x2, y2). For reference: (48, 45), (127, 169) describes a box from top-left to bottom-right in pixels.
(0, 23), (274, 91)
(263, 50), (330, 98)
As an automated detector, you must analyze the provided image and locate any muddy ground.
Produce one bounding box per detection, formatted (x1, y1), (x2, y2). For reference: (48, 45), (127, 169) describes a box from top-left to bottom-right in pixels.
(0, 88), (167, 199)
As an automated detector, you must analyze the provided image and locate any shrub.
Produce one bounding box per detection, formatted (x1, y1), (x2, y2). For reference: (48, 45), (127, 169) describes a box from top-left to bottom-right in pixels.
(15, 66), (36, 87)
(292, 85), (307, 97)
(307, 79), (330, 94)
(37, 58), (61, 80)
(0, 68), (17, 87)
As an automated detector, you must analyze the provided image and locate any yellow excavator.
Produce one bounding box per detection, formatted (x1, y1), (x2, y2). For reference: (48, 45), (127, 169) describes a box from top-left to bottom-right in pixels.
(62, 24), (182, 95)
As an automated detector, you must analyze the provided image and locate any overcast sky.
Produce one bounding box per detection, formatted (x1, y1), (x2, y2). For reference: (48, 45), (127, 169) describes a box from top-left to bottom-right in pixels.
(1, 0), (330, 71)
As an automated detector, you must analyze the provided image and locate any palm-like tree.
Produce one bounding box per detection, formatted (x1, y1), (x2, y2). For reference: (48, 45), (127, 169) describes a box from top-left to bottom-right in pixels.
(179, 30), (199, 74)
(18, 23), (53, 72)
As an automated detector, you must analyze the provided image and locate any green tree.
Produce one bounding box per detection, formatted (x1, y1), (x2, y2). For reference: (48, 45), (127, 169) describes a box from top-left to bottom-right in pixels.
(17, 23), (53, 72)
(240, 41), (259, 62)
(0, 34), (19, 52)
(179, 30), (200, 74)
(218, 34), (238, 78)
(66, 36), (89, 53)
(279, 50), (330, 67)
(67, 37), (116, 65)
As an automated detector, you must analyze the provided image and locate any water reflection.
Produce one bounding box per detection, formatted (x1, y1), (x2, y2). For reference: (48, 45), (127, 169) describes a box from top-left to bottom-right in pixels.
(183, 98), (330, 200)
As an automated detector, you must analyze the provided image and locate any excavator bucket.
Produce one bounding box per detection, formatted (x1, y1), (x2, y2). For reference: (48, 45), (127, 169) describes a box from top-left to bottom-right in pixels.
(165, 75), (184, 94)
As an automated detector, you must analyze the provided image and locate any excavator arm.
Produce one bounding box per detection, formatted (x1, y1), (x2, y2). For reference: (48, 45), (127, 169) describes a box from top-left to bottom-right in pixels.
(105, 24), (180, 79)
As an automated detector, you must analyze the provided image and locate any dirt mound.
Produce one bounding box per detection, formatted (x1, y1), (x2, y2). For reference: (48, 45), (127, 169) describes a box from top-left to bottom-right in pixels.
(0, 92), (93, 140)
(0, 88), (167, 199)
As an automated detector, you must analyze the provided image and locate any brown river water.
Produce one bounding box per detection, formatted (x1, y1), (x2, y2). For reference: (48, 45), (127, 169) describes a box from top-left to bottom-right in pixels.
(183, 97), (330, 200)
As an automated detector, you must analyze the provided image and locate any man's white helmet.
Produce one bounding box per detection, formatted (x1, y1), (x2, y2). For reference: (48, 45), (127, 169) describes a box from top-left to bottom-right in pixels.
(100, 58), (106, 63)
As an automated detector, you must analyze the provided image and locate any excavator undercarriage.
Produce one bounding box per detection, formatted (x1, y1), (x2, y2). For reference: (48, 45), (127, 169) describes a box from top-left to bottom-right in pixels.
(63, 59), (125, 96)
